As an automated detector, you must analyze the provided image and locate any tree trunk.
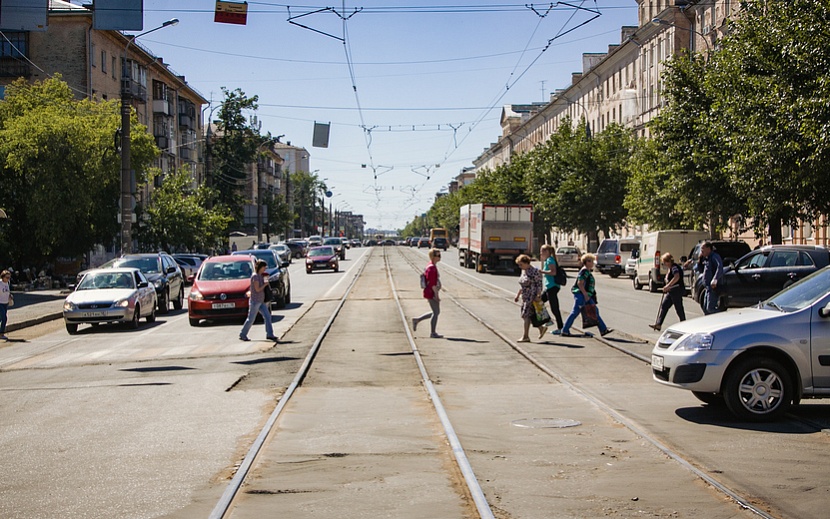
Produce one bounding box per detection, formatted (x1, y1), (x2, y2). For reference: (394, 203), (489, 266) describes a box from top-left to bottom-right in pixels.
(767, 215), (783, 244)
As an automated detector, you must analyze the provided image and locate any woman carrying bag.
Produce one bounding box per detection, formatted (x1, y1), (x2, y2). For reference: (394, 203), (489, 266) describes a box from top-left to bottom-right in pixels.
(539, 244), (565, 334)
(412, 248), (443, 338)
(649, 252), (686, 332)
(239, 260), (278, 342)
(514, 254), (548, 342)
(560, 254), (613, 337)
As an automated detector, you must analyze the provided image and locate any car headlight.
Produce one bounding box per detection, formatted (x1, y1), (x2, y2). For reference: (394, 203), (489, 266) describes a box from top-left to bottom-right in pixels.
(115, 298), (130, 308)
(189, 290), (203, 301)
(64, 301), (77, 311)
(673, 332), (714, 352)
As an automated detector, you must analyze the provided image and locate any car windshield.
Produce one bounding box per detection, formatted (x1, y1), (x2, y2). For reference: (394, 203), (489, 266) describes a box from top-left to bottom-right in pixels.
(114, 257), (161, 274)
(234, 251), (276, 268)
(558, 248), (577, 254)
(78, 272), (135, 290)
(323, 238), (340, 245)
(199, 261), (252, 281)
(309, 247), (335, 257)
(765, 266), (830, 311)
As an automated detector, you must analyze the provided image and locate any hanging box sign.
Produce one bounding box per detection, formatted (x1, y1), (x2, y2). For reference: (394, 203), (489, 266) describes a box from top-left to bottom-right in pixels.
(215, 0), (248, 25)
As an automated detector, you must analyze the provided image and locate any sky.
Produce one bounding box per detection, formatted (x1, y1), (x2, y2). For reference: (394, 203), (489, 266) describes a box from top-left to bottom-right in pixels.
(111, 0), (640, 231)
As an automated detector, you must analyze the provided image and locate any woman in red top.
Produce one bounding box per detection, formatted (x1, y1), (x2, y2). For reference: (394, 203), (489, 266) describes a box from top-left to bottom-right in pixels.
(412, 248), (442, 338)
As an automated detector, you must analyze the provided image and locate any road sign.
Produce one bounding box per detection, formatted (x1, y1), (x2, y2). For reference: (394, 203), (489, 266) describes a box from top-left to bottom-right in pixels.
(214, 0), (248, 25)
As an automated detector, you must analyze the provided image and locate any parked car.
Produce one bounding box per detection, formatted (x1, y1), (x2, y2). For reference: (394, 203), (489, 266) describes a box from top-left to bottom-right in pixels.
(417, 237), (430, 248)
(596, 237), (640, 278)
(232, 249), (291, 309)
(625, 249), (638, 279)
(188, 255), (256, 326)
(350, 239), (361, 248)
(323, 236), (346, 260)
(695, 245), (830, 312)
(652, 265), (830, 421)
(284, 240), (307, 258)
(172, 254), (205, 284)
(307, 235), (323, 247)
(269, 243), (293, 266)
(63, 268), (157, 334)
(306, 246), (339, 273)
(555, 246), (582, 269)
(112, 253), (184, 314)
(431, 237), (449, 251)
(684, 240), (751, 301)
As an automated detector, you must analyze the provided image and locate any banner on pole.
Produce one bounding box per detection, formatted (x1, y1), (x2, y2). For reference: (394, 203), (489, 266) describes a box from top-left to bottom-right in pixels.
(214, 0), (248, 25)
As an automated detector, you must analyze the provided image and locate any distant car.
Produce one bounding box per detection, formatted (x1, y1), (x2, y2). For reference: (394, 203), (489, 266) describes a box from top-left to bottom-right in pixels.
(382, 239), (397, 246)
(306, 246), (339, 273)
(625, 250), (638, 279)
(363, 239), (377, 247)
(63, 268), (157, 334)
(323, 237), (346, 260)
(431, 237), (448, 251)
(188, 255), (256, 326)
(341, 237), (351, 249)
(350, 239), (361, 248)
(652, 265), (830, 421)
(284, 240), (307, 258)
(307, 235), (323, 247)
(269, 243), (292, 266)
(417, 237), (430, 248)
(556, 246), (582, 269)
(112, 253), (184, 314)
(172, 254), (205, 284)
(232, 250), (291, 309)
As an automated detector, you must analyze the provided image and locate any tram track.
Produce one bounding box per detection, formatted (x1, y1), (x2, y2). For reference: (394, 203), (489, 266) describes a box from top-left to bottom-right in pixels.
(394, 246), (777, 519)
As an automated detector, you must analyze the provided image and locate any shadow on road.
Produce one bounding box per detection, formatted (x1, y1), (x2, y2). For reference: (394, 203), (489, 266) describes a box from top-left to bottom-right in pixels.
(675, 406), (823, 433)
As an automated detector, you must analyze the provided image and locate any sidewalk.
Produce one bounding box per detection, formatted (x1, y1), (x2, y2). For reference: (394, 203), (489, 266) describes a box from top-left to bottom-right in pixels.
(6, 289), (67, 333)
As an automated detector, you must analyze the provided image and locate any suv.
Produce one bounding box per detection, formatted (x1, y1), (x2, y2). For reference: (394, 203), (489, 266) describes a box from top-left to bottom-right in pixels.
(113, 253), (185, 313)
(431, 237), (449, 251)
(323, 237), (346, 260)
(696, 245), (830, 311)
(596, 238), (640, 278)
(684, 240), (751, 300)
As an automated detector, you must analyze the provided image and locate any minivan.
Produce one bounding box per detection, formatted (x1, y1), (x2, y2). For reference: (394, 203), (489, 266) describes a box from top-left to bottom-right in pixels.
(596, 237), (640, 278)
(633, 230), (708, 292)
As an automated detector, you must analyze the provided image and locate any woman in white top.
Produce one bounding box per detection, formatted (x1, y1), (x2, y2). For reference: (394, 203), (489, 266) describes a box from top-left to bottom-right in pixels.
(0, 270), (12, 339)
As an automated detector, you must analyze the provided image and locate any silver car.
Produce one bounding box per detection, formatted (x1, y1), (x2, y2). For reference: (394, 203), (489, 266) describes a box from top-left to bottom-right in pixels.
(269, 243), (293, 266)
(651, 265), (830, 421)
(63, 268), (158, 335)
(555, 246), (582, 269)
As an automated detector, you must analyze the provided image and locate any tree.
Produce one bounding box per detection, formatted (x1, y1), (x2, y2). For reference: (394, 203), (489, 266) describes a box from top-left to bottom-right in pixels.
(0, 77), (157, 268)
(290, 170), (325, 237)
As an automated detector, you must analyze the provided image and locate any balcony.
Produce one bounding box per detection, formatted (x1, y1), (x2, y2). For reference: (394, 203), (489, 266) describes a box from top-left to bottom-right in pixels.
(121, 78), (147, 103)
(0, 59), (31, 78)
(153, 99), (170, 115)
(155, 135), (169, 149)
(178, 113), (193, 129)
(180, 147), (193, 161)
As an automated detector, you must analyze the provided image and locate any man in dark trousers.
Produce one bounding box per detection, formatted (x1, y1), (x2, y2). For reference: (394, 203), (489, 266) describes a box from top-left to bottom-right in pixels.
(700, 241), (724, 315)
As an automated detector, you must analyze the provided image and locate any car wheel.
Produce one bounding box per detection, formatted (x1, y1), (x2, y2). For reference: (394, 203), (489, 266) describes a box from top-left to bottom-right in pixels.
(276, 288), (287, 309)
(334, 266), (339, 272)
(723, 357), (792, 421)
(173, 286), (184, 310)
(189, 317), (200, 326)
(648, 274), (659, 293)
(306, 269), (312, 274)
(158, 290), (169, 314)
(634, 276), (643, 290)
(610, 271), (620, 279)
(146, 304), (156, 323)
(130, 306), (141, 329)
(66, 323), (79, 335)
(285, 287), (291, 304)
(692, 391), (725, 406)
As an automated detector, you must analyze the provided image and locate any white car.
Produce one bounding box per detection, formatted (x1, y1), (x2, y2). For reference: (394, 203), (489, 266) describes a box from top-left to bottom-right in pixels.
(63, 268), (158, 335)
(555, 246), (582, 269)
(651, 265), (830, 421)
(269, 243), (293, 266)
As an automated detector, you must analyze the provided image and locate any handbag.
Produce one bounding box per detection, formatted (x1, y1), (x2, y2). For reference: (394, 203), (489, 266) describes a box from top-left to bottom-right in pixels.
(530, 300), (551, 327)
(581, 302), (599, 328)
(263, 284), (273, 303)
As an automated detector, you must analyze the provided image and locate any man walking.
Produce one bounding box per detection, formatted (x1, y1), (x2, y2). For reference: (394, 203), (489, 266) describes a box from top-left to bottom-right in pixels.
(700, 241), (724, 315)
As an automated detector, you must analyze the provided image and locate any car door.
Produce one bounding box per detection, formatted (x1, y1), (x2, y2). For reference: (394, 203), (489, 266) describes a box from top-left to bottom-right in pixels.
(725, 250), (768, 307)
(811, 292), (830, 389)
(760, 250), (815, 300)
(134, 270), (152, 315)
(164, 255), (182, 296)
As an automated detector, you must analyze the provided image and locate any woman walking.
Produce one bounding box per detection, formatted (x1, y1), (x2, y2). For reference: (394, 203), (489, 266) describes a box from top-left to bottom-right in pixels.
(0, 270), (11, 340)
(561, 254), (613, 337)
(412, 248), (443, 338)
(513, 254), (547, 342)
(539, 244), (564, 334)
(239, 260), (278, 342)
(649, 252), (686, 331)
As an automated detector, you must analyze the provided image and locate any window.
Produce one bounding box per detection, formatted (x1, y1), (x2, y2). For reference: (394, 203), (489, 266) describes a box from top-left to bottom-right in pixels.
(90, 43), (96, 67)
(101, 51), (107, 73)
(111, 57), (116, 79)
(0, 32), (27, 58)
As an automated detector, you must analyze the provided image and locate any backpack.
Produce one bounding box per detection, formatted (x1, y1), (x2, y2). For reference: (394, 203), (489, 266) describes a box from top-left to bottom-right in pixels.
(420, 272), (427, 289)
(554, 266), (568, 286)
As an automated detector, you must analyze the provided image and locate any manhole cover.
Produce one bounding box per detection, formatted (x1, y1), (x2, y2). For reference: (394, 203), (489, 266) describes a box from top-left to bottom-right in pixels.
(511, 418), (581, 429)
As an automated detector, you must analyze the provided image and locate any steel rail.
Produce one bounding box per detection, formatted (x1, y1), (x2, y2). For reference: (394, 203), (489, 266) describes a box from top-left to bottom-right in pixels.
(383, 248), (496, 519)
(394, 247), (777, 519)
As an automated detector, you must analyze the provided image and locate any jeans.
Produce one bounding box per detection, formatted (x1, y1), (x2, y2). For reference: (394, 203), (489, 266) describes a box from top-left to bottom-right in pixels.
(0, 303), (7, 335)
(562, 292), (607, 334)
(703, 286), (721, 315)
(240, 301), (274, 339)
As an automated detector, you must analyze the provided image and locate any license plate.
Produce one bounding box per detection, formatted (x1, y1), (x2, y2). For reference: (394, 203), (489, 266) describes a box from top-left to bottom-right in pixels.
(651, 355), (664, 370)
(81, 311), (106, 318)
(212, 303), (236, 309)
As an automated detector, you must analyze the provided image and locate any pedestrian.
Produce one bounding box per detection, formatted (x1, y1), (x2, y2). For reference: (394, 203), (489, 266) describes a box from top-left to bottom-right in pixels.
(231, 242), (238, 252)
(538, 244), (564, 334)
(700, 241), (724, 315)
(560, 254), (613, 337)
(239, 260), (278, 342)
(649, 253), (686, 331)
(0, 270), (11, 340)
(513, 254), (547, 342)
(412, 248), (442, 338)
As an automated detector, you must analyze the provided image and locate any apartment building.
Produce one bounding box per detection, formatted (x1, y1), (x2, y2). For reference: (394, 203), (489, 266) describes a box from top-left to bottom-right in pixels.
(0, 1), (207, 208)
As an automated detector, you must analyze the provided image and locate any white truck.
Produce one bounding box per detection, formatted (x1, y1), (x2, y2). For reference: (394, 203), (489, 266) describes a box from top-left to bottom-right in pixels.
(458, 204), (533, 273)
(633, 229), (709, 292)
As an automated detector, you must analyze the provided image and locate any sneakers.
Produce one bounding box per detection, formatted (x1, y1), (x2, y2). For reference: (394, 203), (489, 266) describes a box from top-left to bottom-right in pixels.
(430, 333), (443, 339)
(411, 317), (418, 332)
(266, 336), (279, 341)
(238, 335), (250, 342)
(550, 328), (562, 335)
(600, 328), (614, 337)
(538, 325), (548, 339)
(560, 331), (574, 337)
(648, 324), (661, 331)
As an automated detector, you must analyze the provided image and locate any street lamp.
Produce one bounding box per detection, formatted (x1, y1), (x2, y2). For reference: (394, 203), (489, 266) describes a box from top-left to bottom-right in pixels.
(120, 18), (179, 254)
(651, 17), (711, 56)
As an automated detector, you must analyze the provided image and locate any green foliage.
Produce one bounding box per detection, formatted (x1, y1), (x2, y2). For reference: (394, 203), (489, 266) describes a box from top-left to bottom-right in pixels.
(290, 169), (326, 236)
(0, 76), (156, 267)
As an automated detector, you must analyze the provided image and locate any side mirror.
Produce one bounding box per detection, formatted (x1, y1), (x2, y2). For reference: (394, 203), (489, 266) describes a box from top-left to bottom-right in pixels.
(819, 303), (830, 318)
(167, 266), (177, 274)
(67, 284), (76, 291)
(282, 261), (290, 268)
(137, 281), (149, 288)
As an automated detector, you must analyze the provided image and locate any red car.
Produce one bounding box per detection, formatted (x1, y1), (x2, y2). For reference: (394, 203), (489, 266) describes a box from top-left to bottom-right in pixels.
(188, 255), (255, 326)
(306, 246), (339, 274)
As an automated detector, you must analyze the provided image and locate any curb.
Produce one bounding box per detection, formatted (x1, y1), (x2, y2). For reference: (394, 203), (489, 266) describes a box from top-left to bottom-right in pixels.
(7, 312), (64, 333)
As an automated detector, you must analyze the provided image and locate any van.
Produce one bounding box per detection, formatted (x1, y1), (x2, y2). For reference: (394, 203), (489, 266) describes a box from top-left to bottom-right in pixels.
(633, 230), (708, 292)
(596, 237), (640, 278)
